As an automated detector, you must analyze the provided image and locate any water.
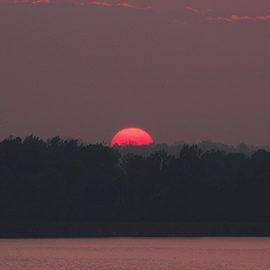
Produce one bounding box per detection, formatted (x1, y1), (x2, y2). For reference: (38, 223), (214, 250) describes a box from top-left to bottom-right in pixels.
(0, 237), (270, 269)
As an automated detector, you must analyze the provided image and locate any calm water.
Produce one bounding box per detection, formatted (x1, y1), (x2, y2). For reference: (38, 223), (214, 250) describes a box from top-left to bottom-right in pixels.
(0, 237), (270, 269)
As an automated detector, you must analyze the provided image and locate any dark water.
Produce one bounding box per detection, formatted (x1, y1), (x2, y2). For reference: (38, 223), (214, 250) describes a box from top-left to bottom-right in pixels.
(0, 237), (270, 269)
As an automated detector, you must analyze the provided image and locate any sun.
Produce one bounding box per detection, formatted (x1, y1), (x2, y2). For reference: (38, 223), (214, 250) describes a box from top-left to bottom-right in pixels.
(111, 127), (153, 147)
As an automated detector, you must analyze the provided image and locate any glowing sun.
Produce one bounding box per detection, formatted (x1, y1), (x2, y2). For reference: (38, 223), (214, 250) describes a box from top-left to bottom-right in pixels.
(111, 127), (153, 146)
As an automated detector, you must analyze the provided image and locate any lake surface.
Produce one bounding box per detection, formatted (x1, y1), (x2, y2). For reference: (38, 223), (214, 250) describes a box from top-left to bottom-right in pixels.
(0, 237), (270, 269)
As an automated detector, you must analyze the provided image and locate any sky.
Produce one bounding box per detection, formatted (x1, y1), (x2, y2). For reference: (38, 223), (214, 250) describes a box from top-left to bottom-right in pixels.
(0, 0), (270, 146)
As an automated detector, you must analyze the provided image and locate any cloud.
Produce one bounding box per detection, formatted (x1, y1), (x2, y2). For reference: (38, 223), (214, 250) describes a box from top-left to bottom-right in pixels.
(254, 15), (270, 20)
(186, 7), (211, 15)
(11, 0), (141, 10)
(32, 0), (50, 3)
(208, 17), (233, 21)
(186, 7), (199, 13)
(88, 2), (138, 9)
(208, 15), (270, 21)
(88, 2), (111, 6)
(117, 3), (138, 9)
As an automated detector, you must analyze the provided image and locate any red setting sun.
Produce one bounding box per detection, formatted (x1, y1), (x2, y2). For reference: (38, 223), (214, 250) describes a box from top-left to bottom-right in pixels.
(111, 128), (153, 146)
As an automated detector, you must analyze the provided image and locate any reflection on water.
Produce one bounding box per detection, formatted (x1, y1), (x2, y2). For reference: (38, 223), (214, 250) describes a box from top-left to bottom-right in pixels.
(0, 237), (270, 269)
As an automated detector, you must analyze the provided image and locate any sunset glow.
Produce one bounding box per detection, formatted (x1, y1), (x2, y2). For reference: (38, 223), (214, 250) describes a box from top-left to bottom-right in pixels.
(1, 0), (270, 147)
(111, 128), (153, 146)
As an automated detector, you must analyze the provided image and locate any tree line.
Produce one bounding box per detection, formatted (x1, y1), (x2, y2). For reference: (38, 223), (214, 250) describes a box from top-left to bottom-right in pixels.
(0, 135), (270, 226)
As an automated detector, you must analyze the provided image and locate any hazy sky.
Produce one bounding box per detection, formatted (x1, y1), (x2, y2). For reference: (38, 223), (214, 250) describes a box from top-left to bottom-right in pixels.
(1, 0), (270, 146)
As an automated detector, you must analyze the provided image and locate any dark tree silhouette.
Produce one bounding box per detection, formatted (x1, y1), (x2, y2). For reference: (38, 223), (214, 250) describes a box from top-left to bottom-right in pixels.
(0, 135), (270, 237)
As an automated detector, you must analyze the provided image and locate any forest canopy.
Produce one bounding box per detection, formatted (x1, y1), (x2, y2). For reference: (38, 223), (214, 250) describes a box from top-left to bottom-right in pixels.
(0, 135), (270, 229)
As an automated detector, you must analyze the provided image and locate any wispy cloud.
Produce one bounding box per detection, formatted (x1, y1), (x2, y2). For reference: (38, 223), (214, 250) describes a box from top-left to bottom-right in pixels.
(88, 2), (111, 6)
(31, 0), (50, 3)
(117, 3), (138, 9)
(208, 15), (270, 21)
(88, 2), (138, 8)
(186, 7), (211, 16)
(11, 0), (144, 9)
(186, 7), (199, 13)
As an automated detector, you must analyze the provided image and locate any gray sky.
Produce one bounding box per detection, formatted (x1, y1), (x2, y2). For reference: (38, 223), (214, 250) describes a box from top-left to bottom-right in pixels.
(0, 0), (270, 146)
